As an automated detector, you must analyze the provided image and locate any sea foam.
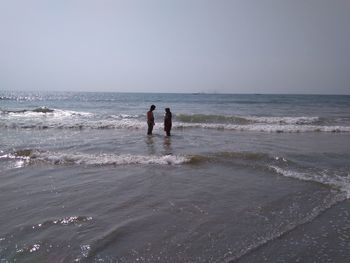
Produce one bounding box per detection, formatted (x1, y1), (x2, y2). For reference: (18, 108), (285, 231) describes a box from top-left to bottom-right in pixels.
(176, 114), (320, 125)
(174, 122), (350, 133)
(269, 165), (350, 198)
(2, 108), (349, 132)
(7, 150), (190, 166)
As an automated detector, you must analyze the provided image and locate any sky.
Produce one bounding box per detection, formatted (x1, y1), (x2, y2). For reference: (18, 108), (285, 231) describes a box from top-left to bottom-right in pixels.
(1, 0), (349, 94)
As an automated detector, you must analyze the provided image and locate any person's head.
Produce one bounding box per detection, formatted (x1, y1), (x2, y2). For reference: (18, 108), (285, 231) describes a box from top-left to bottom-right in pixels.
(165, 108), (170, 113)
(150, 105), (156, 111)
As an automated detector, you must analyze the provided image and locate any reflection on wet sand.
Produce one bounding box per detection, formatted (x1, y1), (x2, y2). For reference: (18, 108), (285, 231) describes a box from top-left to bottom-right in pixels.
(146, 135), (156, 155)
(163, 136), (172, 155)
(145, 135), (173, 156)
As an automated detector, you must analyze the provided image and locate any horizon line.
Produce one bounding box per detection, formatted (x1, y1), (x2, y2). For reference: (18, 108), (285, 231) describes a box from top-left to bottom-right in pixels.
(1, 89), (350, 96)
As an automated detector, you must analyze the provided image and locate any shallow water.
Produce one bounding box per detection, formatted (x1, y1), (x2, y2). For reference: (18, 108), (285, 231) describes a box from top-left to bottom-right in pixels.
(1, 92), (350, 262)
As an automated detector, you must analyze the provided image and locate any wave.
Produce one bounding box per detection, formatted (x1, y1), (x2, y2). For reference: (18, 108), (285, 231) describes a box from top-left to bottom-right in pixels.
(175, 123), (350, 133)
(5, 149), (350, 198)
(4, 150), (189, 166)
(3, 149), (280, 167)
(0, 120), (143, 130)
(176, 114), (321, 125)
(8, 149), (290, 166)
(109, 114), (141, 119)
(2, 119), (350, 133)
(0, 96), (11, 100)
(0, 95), (42, 101)
(1, 107), (92, 116)
(187, 151), (275, 164)
(32, 106), (54, 113)
(2, 109), (349, 132)
(269, 166), (350, 198)
(244, 116), (321, 125)
(188, 152), (350, 198)
(173, 114), (349, 132)
(6, 149), (279, 167)
(0, 150), (31, 168)
(176, 114), (251, 124)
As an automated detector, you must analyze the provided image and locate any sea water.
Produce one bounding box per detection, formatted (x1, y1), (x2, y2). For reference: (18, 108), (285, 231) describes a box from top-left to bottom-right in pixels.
(1, 91), (350, 262)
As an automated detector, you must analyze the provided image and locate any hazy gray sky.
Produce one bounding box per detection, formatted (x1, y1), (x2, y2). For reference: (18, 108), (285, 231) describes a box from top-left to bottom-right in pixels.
(1, 0), (349, 94)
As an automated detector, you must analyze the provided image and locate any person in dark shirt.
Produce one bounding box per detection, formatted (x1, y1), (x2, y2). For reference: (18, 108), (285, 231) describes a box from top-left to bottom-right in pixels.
(164, 108), (172, 136)
(147, 105), (156, 135)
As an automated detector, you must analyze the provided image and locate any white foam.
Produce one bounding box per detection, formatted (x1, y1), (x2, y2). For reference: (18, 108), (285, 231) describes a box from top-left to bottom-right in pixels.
(84, 119), (145, 129)
(269, 165), (350, 198)
(52, 216), (93, 226)
(2, 112), (349, 133)
(1, 150), (190, 167)
(244, 116), (320, 125)
(6, 108), (92, 118)
(52, 109), (93, 117)
(174, 122), (350, 133)
(0, 153), (30, 168)
(29, 244), (40, 253)
(32, 151), (189, 166)
(109, 114), (140, 119)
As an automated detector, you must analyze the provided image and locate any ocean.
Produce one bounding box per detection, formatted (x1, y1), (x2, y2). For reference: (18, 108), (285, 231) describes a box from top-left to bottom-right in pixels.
(1, 91), (350, 262)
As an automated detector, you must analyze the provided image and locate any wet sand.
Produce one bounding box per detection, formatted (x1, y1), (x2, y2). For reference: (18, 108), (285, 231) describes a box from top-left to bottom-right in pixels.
(236, 200), (350, 263)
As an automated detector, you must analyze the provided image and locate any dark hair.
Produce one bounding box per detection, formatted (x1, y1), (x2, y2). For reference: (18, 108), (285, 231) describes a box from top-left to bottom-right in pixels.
(165, 108), (170, 112)
(150, 105), (156, 110)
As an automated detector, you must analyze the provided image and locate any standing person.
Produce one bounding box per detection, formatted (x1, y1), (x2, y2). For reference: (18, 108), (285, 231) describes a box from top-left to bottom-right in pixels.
(164, 108), (172, 136)
(147, 105), (156, 135)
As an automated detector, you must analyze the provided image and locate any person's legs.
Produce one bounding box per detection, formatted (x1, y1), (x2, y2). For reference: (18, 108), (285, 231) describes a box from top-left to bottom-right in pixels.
(147, 124), (153, 135)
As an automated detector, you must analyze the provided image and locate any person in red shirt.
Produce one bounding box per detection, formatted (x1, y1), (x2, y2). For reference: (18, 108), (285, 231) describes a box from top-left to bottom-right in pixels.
(147, 105), (156, 135)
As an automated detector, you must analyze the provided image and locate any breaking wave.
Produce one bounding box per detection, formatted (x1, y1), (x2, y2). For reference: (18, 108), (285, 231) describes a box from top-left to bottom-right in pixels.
(269, 166), (350, 198)
(176, 114), (251, 124)
(187, 151), (274, 165)
(244, 116), (321, 125)
(188, 151), (350, 199)
(175, 123), (350, 133)
(176, 114), (321, 125)
(1, 107), (91, 116)
(4, 149), (350, 198)
(2, 109), (349, 132)
(1, 120), (350, 133)
(2, 149), (189, 166)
